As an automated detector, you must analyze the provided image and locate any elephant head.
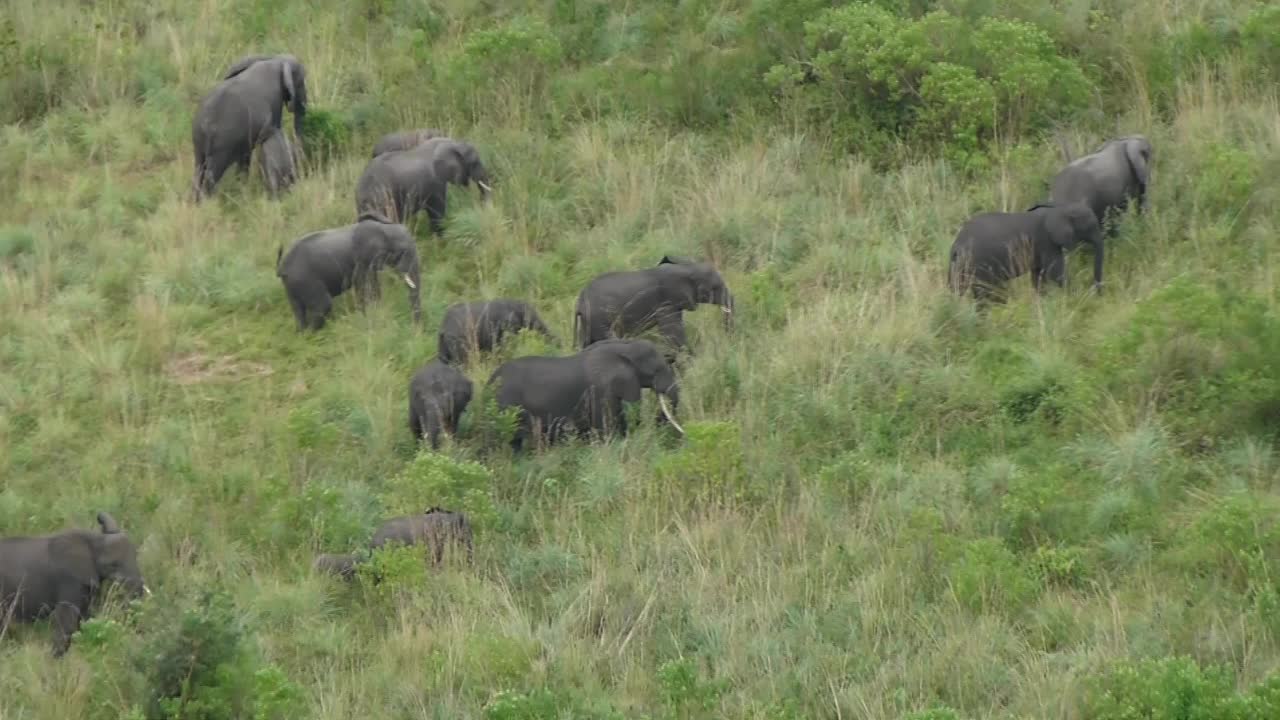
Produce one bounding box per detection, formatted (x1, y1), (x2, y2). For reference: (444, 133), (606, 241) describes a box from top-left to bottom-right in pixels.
(363, 214), (422, 324)
(428, 139), (493, 203)
(1112, 134), (1153, 207)
(1038, 202), (1105, 292)
(586, 339), (683, 434)
(658, 255), (734, 331)
(93, 512), (150, 599)
(224, 54), (308, 153)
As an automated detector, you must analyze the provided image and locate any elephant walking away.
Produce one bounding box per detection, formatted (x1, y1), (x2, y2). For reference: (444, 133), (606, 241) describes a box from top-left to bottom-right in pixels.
(191, 54), (307, 201)
(408, 359), (474, 449)
(313, 508), (475, 581)
(574, 256), (733, 362)
(354, 137), (493, 233)
(438, 299), (556, 365)
(0, 513), (150, 657)
(276, 211), (422, 331)
(1050, 134), (1153, 231)
(948, 202), (1104, 302)
(257, 126), (300, 197)
(488, 338), (683, 452)
(371, 128), (447, 158)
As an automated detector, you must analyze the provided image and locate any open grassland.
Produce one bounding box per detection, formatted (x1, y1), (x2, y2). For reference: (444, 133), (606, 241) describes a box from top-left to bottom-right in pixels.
(2, 1), (1280, 718)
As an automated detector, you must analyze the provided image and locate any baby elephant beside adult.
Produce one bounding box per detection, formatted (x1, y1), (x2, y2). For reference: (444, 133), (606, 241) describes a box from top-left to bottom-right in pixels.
(948, 202), (1104, 302)
(574, 256), (734, 362)
(408, 359), (474, 449)
(276, 211), (422, 331)
(257, 127), (301, 198)
(489, 338), (683, 452)
(191, 53), (307, 201)
(437, 299), (556, 366)
(0, 512), (150, 657)
(313, 507), (475, 582)
(354, 137), (493, 234)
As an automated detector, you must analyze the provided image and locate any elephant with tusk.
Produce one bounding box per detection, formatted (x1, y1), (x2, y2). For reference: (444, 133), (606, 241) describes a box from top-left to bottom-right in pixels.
(487, 338), (683, 453)
(354, 137), (493, 234)
(1, 512), (150, 657)
(275, 211), (422, 331)
(574, 255), (734, 364)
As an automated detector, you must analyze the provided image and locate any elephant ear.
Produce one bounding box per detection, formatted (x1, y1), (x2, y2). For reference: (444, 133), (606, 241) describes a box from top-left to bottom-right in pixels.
(97, 512), (122, 535)
(279, 55), (307, 117)
(658, 255), (696, 266)
(1124, 138), (1150, 191)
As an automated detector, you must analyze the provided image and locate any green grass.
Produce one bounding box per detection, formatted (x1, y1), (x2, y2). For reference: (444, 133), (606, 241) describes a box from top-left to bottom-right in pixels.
(2, 0), (1280, 718)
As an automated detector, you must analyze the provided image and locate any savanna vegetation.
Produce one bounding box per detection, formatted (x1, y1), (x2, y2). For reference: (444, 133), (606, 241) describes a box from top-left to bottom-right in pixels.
(2, 0), (1280, 717)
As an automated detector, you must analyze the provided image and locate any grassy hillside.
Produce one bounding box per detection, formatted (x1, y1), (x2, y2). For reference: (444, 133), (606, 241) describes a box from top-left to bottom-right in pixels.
(2, 0), (1280, 718)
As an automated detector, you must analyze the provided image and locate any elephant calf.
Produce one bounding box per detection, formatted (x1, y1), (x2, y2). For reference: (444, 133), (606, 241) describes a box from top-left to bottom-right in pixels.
(354, 138), (493, 233)
(313, 508), (475, 582)
(275, 211), (422, 331)
(409, 359), (474, 449)
(257, 127), (300, 198)
(438, 299), (556, 365)
(948, 202), (1104, 302)
(0, 512), (150, 657)
(575, 256), (733, 363)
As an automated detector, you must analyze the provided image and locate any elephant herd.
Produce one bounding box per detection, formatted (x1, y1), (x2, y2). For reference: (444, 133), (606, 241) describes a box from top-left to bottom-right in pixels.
(2, 51), (1149, 659)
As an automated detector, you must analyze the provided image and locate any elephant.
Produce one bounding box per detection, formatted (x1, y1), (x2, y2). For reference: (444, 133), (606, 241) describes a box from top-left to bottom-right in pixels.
(437, 299), (556, 365)
(371, 128), (447, 158)
(313, 507), (475, 582)
(0, 512), (150, 657)
(275, 211), (422, 331)
(488, 338), (683, 452)
(948, 201), (1104, 302)
(257, 126), (300, 198)
(574, 256), (734, 363)
(1050, 134), (1153, 232)
(408, 359), (474, 450)
(354, 137), (493, 233)
(191, 53), (307, 201)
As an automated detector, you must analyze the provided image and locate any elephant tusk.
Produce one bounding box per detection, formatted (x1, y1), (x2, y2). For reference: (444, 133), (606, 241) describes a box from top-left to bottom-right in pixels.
(722, 306), (732, 314)
(143, 584), (152, 596)
(403, 273), (417, 290)
(477, 181), (492, 194)
(658, 395), (685, 436)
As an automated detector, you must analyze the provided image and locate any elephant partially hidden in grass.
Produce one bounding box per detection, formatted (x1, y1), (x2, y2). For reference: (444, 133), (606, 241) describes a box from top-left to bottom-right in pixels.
(408, 359), (474, 450)
(0, 513), (150, 657)
(1051, 134), (1153, 232)
(257, 126), (300, 198)
(313, 508), (475, 581)
(437, 299), (556, 366)
(488, 338), (683, 452)
(948, 202), (1104, 302)
(275, 211), (422, 330)
(354, 137), (493, 233)
(574, 256), (734, 362)
(191, 53), (307, 201)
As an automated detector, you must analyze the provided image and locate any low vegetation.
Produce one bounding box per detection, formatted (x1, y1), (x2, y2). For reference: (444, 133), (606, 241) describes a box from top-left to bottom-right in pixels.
(2, 0), (1279, 717)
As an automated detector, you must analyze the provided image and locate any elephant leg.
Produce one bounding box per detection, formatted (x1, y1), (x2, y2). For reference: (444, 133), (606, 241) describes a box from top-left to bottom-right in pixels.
(49, 597), (85, 657)
(428, 424), (441, 450)
(425, 192), (447, 236)
(1037, 250), (1066, 291)
(306, 294), (333, 330)
(286, 290), (307, 331)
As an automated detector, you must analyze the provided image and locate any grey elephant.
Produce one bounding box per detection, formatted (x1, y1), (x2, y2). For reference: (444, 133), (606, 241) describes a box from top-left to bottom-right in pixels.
(0, 512), (150, 657)
(1050, 134), (1153, 231)
(275, 211), (422, 331)
(438, 299), (556, 366)
(488, 338), (683, 452)
(191, 53), (307, 201)
(409, 359), (474, 449)
(948, 202), (1104, 302)
(257, 126), (300, 198)
(574, 256), (734, 362)
(354, 137), (493, 233)
(371, 128), (447, 158)
(313, 507), (475, 582)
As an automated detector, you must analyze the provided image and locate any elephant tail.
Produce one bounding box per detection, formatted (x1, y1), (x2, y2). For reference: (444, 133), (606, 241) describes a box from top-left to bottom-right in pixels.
(275, 245), (284, 276)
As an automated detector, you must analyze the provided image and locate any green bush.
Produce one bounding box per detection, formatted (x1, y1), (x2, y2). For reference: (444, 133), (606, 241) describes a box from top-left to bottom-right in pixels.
(949, 538), (1041, 614)
(380, 449), (499, 533)
(654, 420), (756, 505)
(298, 108), (351, 169)
(1082, 656), (1280, 720)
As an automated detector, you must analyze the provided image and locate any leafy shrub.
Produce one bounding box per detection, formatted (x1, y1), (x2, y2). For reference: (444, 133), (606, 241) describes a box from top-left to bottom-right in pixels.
(1241, 6), (1280, 81)
(654, 421), (757, 505)
(298, 108), (351, 169)
(767, 5), (1092, 166)
(381, 449), (498, 533)
(442, 16), (564, 124)
(1181, 491), (1280, 592)
(1082, 656), (1280, 719)
(657, 657), (728, 716)
(948, 538), (1041, 614)
(483, 687), (624, 720)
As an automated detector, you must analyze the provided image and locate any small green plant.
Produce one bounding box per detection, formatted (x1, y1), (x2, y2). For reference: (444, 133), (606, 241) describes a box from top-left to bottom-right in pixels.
(657, 657), (728, 718)
(1082, 655), (1280, 719)
(298, 108), (351, 168)
(381, 448), (499, 532)
(654, 421), (755, 505)
(949, 538), (1041, 614)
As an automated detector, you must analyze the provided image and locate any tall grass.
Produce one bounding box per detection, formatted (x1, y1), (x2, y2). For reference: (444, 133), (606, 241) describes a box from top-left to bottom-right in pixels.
(2, 0), (1279, 718)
